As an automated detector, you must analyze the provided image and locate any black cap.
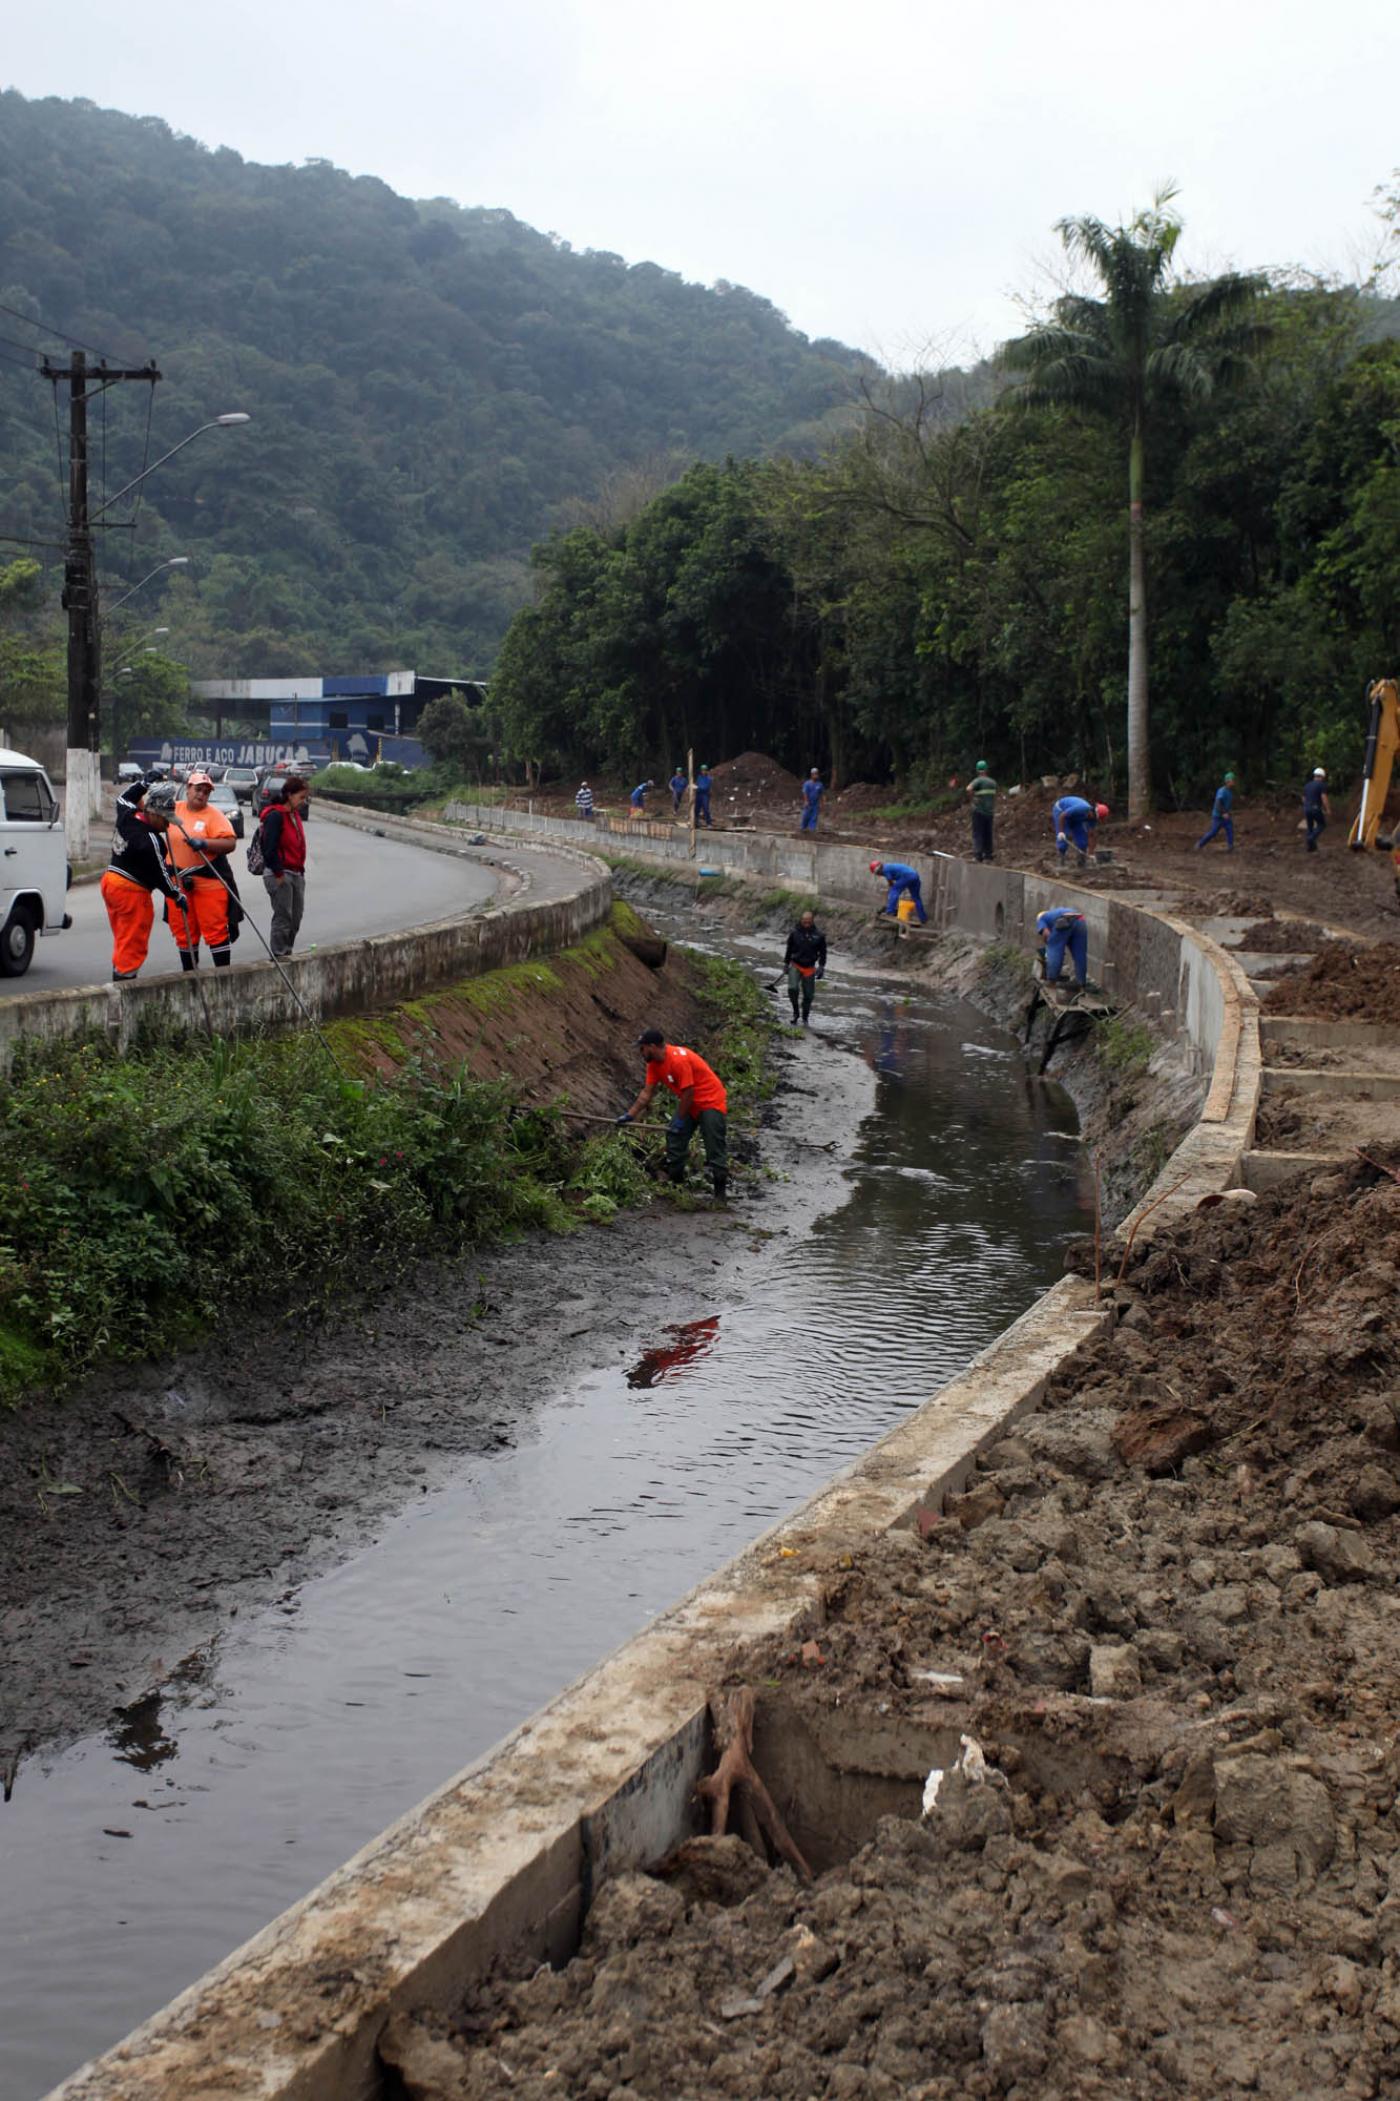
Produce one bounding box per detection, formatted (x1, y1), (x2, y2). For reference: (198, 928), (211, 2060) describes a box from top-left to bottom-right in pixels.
(637, 1028), (665, 1047)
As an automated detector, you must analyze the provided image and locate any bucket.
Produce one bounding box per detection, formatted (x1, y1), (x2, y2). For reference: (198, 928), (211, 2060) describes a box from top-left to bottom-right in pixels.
(896, 895), (917, 924)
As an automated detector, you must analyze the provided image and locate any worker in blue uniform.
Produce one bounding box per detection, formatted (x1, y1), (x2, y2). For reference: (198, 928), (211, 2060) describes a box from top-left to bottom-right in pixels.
(800, 769), (825, 832)
(694, 764), (714, 828)
(1195, 773), (1236, 852)
(1051, 795), (1109, 865)
(1036, 906), (1089, 988)
(870, 859), (927, 923)
(629, 779), (655, 812)
(669, 767), (688, 813)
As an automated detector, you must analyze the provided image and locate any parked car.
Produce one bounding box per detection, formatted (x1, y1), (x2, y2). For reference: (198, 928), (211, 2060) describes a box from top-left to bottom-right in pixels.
(0, 748), (71, 976)
(117, 761), (144, 785)
(254, 767), (308, 815)
(209, 781), (245, 839)
(205, 761), (227, 782)
(224, 765), (258, 802)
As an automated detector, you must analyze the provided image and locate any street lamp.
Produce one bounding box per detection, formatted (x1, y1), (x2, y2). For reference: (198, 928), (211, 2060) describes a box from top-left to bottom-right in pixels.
(103, 556), (190, 615)
(94, 414), (251, 520)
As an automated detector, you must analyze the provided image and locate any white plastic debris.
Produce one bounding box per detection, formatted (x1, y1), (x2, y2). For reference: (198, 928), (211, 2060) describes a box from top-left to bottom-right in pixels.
(957, 1734), (990, 1784)
(911, 1669), (964, 1687)
(921, 1767), (946, 1816)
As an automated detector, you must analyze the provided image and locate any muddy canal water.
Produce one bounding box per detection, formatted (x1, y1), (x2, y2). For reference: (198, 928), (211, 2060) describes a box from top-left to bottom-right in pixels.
(2, 956), (1089, 2097)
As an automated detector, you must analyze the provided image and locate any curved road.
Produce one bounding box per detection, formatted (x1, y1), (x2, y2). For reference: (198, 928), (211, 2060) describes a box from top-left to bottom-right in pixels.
(4, 817), (502, 996)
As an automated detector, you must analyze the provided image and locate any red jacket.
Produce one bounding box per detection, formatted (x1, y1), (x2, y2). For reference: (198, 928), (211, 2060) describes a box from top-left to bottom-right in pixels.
(261, 803), (306, 874)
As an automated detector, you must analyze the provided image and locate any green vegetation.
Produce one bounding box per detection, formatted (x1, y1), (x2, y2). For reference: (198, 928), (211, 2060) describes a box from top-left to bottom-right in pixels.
(1097, 1013), (1156, 1075)
(0, 1031), (590, 1402)
(0, 90), (870, 681)
(493, 195), (1400, 807)
(689, 951), (778, 1118)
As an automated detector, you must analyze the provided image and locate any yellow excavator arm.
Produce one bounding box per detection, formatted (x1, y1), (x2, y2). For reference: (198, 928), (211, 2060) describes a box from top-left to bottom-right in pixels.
(1349, 677), (1400, 850)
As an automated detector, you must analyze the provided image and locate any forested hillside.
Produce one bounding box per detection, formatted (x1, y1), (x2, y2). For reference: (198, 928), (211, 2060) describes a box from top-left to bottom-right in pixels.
(493, 198), (1400, 805)
(0, 90), (872, 679)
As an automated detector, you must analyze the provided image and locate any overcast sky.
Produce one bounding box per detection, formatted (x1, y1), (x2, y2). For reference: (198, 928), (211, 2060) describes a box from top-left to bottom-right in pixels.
(6, 0), (1397, 360)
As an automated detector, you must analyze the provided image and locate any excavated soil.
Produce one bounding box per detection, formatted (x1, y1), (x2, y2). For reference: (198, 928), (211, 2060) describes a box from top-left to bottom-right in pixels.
(1240, 919), (1329, 953)
(391, 1156), (1400, 2101)
(1264, 941), (1400, 1021)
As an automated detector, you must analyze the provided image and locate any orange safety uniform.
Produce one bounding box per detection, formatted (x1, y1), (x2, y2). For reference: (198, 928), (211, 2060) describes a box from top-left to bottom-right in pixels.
(100, 871), (157, 977)
(168, 798), (237, 959)
(651, 1044), (728, 1114)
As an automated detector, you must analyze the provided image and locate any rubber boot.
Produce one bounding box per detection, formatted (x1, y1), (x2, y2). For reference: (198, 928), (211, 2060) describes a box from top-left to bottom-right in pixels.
(213, 952), (231, 968)
(790, 999), (800, 1027)
(712, 1173), (727, 1203)
(179, 950), (197, 973)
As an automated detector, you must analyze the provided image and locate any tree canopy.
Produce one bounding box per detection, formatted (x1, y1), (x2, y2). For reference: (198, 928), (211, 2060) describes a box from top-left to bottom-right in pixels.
(492, 266), (1400, 805)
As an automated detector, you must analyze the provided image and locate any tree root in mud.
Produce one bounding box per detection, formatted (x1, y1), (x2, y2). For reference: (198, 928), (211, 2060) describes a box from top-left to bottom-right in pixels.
(695, 1687), (812, 1882)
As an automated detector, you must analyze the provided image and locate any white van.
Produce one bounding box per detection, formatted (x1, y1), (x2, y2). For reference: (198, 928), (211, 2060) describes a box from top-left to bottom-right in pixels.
(0, 749), (72, 977)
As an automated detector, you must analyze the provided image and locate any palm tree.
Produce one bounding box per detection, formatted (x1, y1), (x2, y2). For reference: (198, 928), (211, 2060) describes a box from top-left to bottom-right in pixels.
(1003, 191), (1265, 818)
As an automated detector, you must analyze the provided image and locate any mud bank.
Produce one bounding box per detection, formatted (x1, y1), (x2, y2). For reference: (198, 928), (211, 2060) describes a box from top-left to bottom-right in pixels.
(0, 915), (762, 1768)
(393, 1151), (1400, 2101)
(612, 866), (1203, 1227)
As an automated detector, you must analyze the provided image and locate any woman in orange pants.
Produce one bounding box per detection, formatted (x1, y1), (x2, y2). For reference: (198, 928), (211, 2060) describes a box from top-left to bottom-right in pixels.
(101, 778), (186, 979)
(167, 769), (238, 968)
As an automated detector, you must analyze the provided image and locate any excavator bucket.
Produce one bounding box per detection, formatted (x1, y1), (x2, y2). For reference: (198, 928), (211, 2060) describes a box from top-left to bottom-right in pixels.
(1349, 677), (1400, 850)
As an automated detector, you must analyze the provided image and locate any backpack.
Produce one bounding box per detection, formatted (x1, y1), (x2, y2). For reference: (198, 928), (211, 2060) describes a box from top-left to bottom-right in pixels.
(246, 813), (266, 876)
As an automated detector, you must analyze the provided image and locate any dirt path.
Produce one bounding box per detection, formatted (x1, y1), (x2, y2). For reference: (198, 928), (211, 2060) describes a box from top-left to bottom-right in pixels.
(388, 1149), (1400, 2101)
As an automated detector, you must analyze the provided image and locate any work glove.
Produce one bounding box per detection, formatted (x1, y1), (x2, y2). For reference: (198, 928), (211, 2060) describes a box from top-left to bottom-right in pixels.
(668, 1112), (689, 1134)
(614, 1111), (633, 1126)
(817, 969), (825, 980)
(1056, 832), (1067, 848)
(174, 892), (189, 914)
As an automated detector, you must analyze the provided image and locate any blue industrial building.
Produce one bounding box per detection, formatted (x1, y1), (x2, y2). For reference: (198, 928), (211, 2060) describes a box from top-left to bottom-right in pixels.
(184, 671), (485, 766)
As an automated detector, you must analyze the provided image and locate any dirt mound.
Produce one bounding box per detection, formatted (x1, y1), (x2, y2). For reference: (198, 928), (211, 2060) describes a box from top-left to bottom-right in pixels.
(830, 780), (894, 811)
(1264, 939), (1400, 1019)
(1241, 919), (1327, 953)
(410, 1159), (1400, 2099)
(708, 752), (804, 813)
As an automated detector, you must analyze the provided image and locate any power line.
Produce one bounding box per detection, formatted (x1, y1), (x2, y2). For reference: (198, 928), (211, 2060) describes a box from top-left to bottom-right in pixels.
(0, 344), (41, 371)
(0, 331), (44, 361)
(0, 298), (116, 361)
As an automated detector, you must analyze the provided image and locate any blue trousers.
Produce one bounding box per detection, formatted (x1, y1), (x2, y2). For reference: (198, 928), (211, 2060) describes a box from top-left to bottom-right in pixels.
(884, 876), (927, 923)
(1056, 820), (1091, 857)
(1196, 816), (1234, 850)
(1305, 810), (1326, 850)
(1044, 921), (1088, 985)
(695, 793), (712, 828)
(800, 802), (819, 831)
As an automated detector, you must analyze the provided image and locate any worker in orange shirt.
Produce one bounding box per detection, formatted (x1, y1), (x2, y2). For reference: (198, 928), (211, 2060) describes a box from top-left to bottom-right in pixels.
(167, 768), (240, 969)
(100, 775), (188, 979)
(618, 1027), (729, 1200)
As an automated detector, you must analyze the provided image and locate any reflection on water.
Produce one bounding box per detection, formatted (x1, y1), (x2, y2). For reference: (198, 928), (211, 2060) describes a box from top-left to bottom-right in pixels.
(626, 1316), (722, 1390)
(0, 967), (1088, 2099)
(107, 1693), (179, 1776)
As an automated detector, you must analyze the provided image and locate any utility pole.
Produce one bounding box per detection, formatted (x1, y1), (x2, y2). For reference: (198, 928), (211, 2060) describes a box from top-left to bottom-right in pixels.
(41, 351), (161, 861)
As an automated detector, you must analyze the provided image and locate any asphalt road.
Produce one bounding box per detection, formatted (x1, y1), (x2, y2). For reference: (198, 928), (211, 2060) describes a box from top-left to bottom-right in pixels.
(6, 815), (501, 995)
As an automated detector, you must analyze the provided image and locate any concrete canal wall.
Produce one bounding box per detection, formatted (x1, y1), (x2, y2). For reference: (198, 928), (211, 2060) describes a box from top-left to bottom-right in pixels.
(48, 820), (1261, 2101)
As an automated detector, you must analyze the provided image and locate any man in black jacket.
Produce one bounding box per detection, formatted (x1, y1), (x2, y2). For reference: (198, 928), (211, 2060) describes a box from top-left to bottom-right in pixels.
(100, 777), (188, 979)
(782, 910), (827, 1028)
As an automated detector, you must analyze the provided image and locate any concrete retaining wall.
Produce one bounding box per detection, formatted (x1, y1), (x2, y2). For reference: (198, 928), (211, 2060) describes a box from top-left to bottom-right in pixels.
(0, 825), (612, 1075)
(49, 818), (1262, 2101)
